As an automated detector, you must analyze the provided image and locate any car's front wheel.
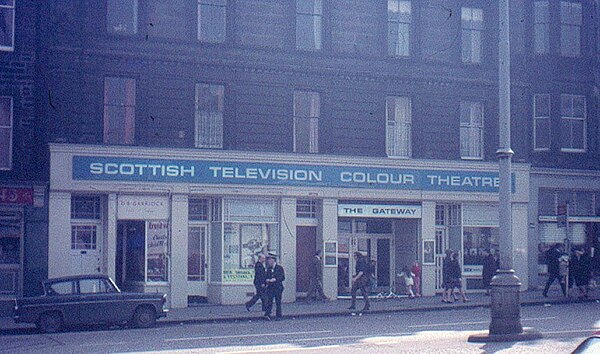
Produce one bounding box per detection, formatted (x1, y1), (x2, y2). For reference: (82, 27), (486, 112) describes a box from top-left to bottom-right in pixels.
(132, 306), (156, 328)
(38, 312), (63, 333)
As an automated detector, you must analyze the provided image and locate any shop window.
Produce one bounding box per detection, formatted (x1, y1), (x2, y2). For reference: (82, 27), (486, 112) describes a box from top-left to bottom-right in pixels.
(146, 221), (169, 282)
(197, 0), (227, 43)
(436, 204), (462, 226)
(461, 7), (484, 64)
(293, 91), (320, 153)
(104, 77), (136, 145)
(387, 0), (411, 57)
(195, 83), (224, 149)
(107, 0), (138, 35)
(222, 199), (279, 283)
(189, 199), (209, 221)
(338, 219), (352, 233)
(0, 0), (15, 51)
(296, 0), (322, 51)
(0, 97), (12, 170)
(560, 94), (586, 152)
(560, 1), (582, 57)
(534, 1), (550, 55)
(71, 195), (101, 220)
(463, 227), (499, 266)
(460, 101), (484, 159)
(386, 96), (412, 158)
(533, 94), (551, 151)
(538, 188), (557, 216)
(71, 225), (97, 250)
(296, 199), (317, 218)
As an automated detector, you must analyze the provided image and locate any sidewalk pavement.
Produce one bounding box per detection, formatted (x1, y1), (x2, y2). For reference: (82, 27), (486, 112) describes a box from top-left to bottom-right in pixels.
(2, 289), (598, 331)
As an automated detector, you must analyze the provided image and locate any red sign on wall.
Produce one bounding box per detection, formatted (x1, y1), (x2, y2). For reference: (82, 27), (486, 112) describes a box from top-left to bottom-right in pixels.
(0, 188), (34, 205)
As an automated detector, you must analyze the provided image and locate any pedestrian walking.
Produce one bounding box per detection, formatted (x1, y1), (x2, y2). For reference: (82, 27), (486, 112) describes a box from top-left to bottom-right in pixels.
(411, 261), (421, 297)
(348, 252), (371, 312)
(482, 250), (498, 296)
(543, 243), (566, 297)
(442, 249), (454, 303)
(570, 247), (592, 299)
(398, 266), (415, 298)
(306, 250), (328, 302)
(449, 251), (469, 302)
(246, 253), (267, 311)
(263, 254), (285, 320)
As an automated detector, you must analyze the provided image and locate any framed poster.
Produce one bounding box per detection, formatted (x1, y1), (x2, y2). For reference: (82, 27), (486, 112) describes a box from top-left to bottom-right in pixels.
(422, 240), (435, 265)
(324, 241), (337, 267)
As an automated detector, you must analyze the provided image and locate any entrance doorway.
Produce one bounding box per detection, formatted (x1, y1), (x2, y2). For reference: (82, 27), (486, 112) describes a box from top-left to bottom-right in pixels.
(116, 220), (145, 289)
(296, 226), (317, 295)
(187, 224), (208, 297)
(337, 219), (394, 296)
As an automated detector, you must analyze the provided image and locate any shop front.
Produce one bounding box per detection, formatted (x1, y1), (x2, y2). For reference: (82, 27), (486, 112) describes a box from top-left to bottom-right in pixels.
(528, 169), (600, 289)
(48, 144), (530, 307)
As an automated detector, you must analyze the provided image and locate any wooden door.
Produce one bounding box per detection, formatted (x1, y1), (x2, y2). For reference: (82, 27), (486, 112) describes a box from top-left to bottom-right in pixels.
(296, 226), (317, 293)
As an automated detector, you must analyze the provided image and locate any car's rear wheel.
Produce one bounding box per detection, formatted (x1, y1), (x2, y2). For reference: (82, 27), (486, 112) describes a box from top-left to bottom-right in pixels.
(132, 306), (156, 328)
(38, 312), (63, 333)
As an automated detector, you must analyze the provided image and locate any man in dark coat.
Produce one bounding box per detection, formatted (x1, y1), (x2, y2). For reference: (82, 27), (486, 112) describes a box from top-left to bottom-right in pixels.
(306, 250), (328, 302)
(264, 254), (285, 320)
(570, 247), (592, 298)
(543, 243), (566, 297)
(348, 252), (370, 312)
(482, 251), (499, 295)
(246, 254), (267, 311)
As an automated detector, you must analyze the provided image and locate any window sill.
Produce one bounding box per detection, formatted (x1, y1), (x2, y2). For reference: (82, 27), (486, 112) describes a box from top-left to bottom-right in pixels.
(460, 157), (484, 161)
(386, 155), (411, 160)
(560, 149), (586, 153)
(533, 148), (550, 152)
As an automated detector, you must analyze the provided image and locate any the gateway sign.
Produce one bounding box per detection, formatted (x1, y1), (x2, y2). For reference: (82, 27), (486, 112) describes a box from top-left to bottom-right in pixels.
(72, 156), (513, 193)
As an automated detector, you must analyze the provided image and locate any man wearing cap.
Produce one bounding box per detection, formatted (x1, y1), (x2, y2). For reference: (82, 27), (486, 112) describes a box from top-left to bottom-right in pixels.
(264, 253), (285, 320)
(349, 251), (370, 312)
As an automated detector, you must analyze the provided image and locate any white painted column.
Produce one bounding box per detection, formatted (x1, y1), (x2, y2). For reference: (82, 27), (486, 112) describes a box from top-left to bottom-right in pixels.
(48, 191), (71, 278)
(420, 201), (436, 297)
(280, 197), (297, 303)
(106, 193), (117, 279)
(512, 202), (529, 290)
(320, 198), (338, 300)
(170, 194), (189, 308)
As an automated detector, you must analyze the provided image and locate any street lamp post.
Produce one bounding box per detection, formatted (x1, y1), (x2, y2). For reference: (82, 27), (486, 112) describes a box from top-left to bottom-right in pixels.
(469, 0), (542, 342)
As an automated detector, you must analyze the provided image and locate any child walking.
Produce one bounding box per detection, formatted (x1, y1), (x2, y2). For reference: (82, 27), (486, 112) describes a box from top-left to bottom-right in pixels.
(398, 266), (416, 298)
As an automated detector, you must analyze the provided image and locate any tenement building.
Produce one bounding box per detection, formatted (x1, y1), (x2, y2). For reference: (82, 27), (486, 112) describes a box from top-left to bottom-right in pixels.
(0, 0), (47, 302)
(38, 1), (598, 307)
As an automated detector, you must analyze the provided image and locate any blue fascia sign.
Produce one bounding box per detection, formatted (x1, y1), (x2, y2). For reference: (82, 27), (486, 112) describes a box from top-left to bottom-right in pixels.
(72, 156), (514, 193)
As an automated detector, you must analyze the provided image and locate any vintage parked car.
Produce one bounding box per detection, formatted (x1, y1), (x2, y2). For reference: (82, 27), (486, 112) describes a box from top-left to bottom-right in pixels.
(13, 274), (168, 333)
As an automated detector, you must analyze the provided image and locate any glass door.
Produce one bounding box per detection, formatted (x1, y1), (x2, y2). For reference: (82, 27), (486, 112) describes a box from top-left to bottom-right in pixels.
(188, 224), (208, 297)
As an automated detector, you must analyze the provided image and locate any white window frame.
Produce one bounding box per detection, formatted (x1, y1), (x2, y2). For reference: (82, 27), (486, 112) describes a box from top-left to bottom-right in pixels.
(197, 0), (227, 43)
(533, 94), (551, 151)
(293, 90), (320, 153)
(385, 96), (412, 158)
(295, 0), (323, 51)
(460, 101), (484, 160)
(103, 77), (136, 145)
(296, 199), (318, 219)
(387, 0), (412, 57)
(0, 96), (13, 170)
(195, 83), (224, 149)
(560, 1), (582, 57)
(70, 195), (102, 251)
(106, 0), (138, 35)
(534, 1), (550, 55)
(560, 94), (586, 153)
(461, 7), (484, 64)
(0, 0), (15, 52)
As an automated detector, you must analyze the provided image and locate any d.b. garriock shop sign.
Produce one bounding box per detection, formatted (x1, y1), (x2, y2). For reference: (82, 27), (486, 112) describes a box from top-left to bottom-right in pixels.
(72, 156), (513, 193)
